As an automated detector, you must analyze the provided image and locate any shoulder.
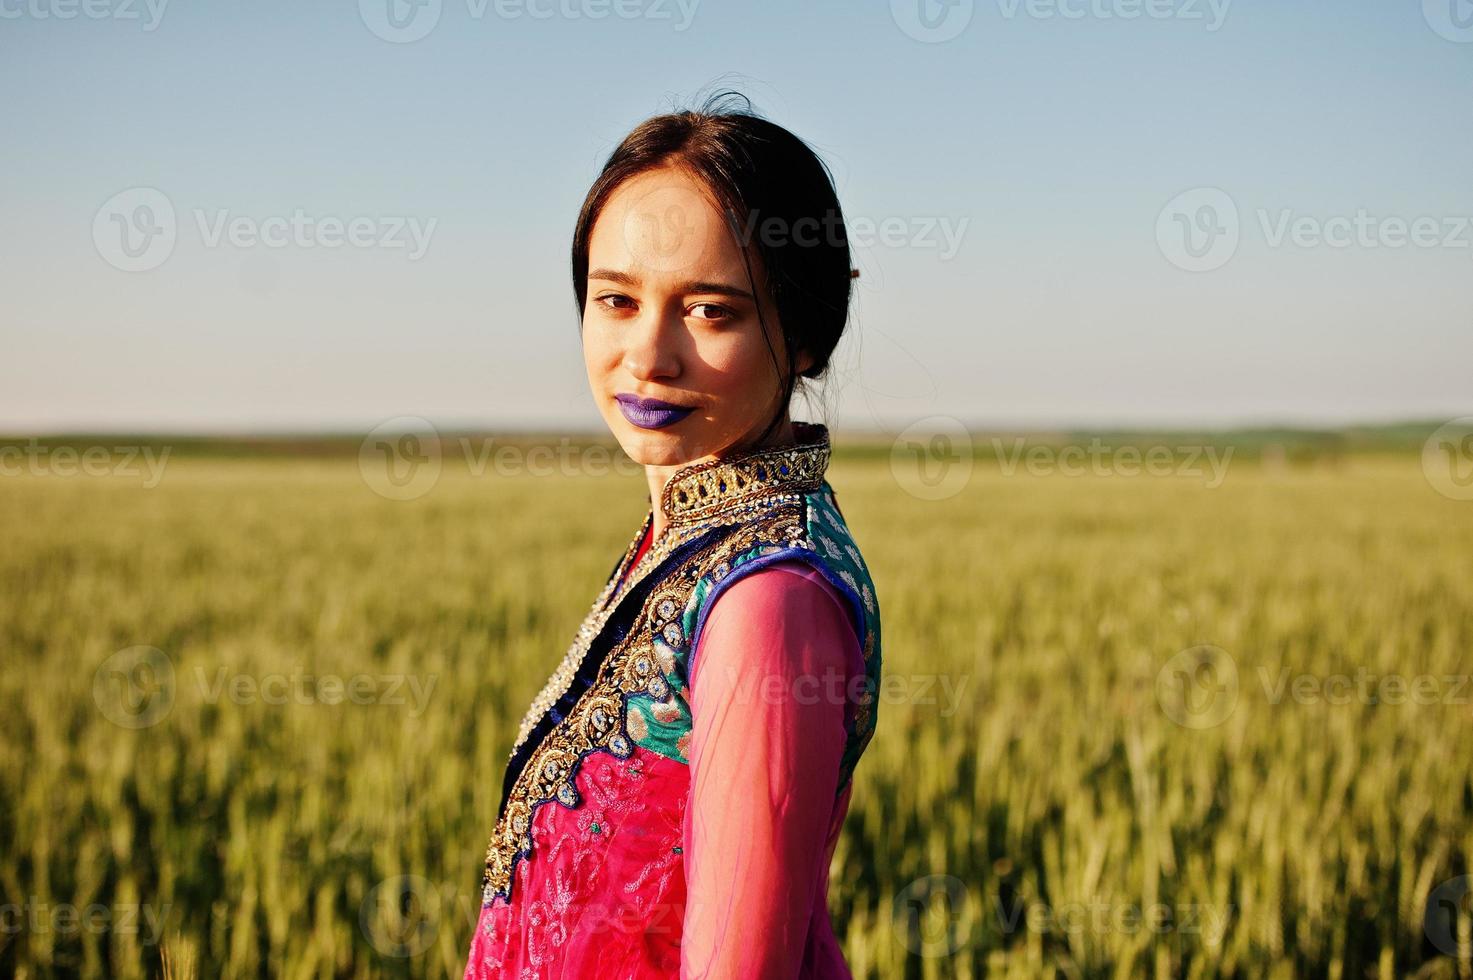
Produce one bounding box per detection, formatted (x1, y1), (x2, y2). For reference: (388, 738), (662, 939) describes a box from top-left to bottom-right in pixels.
(689, 559), (862, 689)
(704, 560), (853, 627)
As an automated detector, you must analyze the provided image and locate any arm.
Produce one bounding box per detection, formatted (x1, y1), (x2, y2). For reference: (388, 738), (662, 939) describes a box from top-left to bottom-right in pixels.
(679, 561), (863, 980)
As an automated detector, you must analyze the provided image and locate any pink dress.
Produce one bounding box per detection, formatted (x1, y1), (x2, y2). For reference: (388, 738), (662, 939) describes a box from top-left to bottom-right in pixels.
(463, 559), (865, 978)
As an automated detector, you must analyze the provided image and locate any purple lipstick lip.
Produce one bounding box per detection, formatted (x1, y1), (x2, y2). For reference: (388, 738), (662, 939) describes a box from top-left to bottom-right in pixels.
(614, 393), (695, 430)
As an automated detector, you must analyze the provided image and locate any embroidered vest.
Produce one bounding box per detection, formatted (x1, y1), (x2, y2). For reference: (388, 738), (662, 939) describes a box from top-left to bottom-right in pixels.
(479, 422), (882, 903)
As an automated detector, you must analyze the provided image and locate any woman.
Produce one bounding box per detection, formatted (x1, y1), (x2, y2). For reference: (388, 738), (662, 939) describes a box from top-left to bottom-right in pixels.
(464, 94), (883, 979)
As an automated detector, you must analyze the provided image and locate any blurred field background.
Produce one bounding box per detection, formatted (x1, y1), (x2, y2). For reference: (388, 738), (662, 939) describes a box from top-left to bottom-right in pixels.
(2, 425), (1471, 979)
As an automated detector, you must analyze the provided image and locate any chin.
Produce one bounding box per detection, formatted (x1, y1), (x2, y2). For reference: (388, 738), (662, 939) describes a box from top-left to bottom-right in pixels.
(609, 422), (708, 468)
(609, 424), (677, 462)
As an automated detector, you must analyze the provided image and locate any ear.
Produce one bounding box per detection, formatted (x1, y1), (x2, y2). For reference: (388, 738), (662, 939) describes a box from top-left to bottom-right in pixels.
(794, 349), (815, 376)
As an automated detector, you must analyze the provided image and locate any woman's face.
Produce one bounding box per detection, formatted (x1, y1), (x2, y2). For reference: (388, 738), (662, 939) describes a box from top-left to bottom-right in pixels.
(581, 166), (808, 468)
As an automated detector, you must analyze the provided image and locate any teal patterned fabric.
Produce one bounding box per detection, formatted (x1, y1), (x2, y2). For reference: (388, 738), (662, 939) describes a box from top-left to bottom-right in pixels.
(623, 481), (882, 794)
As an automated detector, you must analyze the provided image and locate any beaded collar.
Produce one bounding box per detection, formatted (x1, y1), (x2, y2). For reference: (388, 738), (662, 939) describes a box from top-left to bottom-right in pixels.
(658, 421), (832, 527)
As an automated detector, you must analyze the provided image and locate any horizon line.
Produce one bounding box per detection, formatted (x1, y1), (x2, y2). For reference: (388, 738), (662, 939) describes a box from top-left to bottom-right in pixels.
(3, 414), (1468, 441)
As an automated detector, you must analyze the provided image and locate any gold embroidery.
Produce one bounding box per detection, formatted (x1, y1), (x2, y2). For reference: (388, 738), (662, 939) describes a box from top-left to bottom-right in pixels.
(507, 516), (710, 755)
(483, 507), (810, 900)
(507, 424), (831, 755)
(483, 424), (846, 902)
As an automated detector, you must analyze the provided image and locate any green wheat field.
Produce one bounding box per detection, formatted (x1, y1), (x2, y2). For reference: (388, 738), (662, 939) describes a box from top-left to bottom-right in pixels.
(2, 428), (1471, 979)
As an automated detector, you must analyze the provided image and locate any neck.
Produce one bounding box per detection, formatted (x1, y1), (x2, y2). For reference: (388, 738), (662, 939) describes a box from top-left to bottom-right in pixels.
(645, 417), (799, 539)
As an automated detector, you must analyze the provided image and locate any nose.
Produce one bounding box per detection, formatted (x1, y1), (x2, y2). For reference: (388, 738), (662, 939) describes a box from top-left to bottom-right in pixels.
(622, 307), (683, 382)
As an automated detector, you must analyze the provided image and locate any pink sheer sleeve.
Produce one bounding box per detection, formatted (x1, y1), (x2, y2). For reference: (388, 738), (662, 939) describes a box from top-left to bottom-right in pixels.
(679, 561), (864, 979)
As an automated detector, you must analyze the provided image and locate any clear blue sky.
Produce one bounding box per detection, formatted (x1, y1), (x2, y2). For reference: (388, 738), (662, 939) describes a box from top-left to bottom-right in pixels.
(3, 0), (1470, 432)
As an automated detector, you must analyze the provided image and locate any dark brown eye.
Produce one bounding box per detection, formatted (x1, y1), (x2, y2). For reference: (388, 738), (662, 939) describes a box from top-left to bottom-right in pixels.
(688, 303), (733, 322)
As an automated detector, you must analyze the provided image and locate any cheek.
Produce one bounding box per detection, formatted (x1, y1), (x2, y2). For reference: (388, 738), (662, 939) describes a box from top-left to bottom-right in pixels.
(699, 332), (776, 402)
(581, 320), (619, 376)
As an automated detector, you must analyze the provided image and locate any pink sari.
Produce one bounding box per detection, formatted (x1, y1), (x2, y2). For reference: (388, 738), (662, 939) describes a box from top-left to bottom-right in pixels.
(464, 561), (865, 978)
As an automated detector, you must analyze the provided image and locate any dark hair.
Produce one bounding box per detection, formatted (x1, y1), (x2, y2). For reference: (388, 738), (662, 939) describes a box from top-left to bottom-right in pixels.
(571, 91), (853, 445)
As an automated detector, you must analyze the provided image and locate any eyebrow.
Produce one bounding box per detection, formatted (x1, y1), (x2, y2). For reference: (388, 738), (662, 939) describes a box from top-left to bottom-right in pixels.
(587, 268), (754, 301)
